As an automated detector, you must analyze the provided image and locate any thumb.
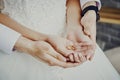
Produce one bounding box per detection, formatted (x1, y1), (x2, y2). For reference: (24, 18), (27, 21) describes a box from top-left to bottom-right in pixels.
(84, 28), (91, 37)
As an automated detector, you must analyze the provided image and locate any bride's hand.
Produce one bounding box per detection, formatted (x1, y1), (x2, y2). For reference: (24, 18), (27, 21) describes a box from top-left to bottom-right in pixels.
(14, 36), (79, 68)
(66, 25), (96, 61)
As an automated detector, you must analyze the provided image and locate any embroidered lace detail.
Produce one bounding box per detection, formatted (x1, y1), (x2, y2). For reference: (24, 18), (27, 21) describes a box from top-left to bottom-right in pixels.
(3, 0), (66, 35)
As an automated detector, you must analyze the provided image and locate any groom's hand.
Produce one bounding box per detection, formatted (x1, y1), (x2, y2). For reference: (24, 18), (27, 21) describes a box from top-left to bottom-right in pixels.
(81, 10), (97, 45)
(14, 36), (80, 68)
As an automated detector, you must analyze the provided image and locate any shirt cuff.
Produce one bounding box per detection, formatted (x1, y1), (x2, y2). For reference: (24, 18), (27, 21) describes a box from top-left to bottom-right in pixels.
(80, 0), (101, 10)
(0, 23), (21, 54)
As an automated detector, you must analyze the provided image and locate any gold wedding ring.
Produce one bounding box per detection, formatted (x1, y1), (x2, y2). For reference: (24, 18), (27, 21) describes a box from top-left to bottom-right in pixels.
(66, 45), (75, 50)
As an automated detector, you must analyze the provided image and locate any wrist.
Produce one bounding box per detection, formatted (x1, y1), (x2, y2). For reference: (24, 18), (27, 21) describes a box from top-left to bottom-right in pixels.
(33, 32), (49, 41)
(81, 10), (96, 28)
(14, 36), (34, 53)
(81, 2), (100, 22)
(46, 35), (56, 43)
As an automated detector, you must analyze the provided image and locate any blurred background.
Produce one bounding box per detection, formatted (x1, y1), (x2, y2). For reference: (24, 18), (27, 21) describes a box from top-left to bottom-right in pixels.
(97, 0), (120, 74)
(97, 0), (120, 51)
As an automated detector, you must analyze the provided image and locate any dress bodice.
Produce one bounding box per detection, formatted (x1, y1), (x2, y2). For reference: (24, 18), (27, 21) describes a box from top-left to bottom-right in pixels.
(3, 0), (66, 35)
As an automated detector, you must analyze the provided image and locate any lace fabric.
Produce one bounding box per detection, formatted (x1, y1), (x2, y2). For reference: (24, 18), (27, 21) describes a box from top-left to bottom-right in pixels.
(3, 0), (66, 35)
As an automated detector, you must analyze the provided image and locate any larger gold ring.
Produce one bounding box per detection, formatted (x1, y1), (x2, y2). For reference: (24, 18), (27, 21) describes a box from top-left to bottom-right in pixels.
(66, 45), (75, 50)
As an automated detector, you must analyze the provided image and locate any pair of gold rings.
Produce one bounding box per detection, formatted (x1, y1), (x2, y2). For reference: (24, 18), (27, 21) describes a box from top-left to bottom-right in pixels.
(66, 45), (76, 50)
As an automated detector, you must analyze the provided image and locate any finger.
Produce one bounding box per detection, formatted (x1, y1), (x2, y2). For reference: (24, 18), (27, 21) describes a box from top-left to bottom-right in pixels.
(66, 45), (76, 51)
(51, 51), (67, 62)
(86, 54), (91, 60)
(86, 50), (94, 60)
(60, 47), (75, 57)
(68, 53), (74, 62)
(55, 52), (66, 62)
(78, 53), (86, 62)
(90, 34), (96, 44)
(87, 44), (95, 49)
(66, 57), (70, 62)
(63, 62), (80, 68)
(46, 46), (67, 62)
(84, 28), (91, 37)
(57, 42), (76, 57)
(75, 45), (88, 52)
(73, 43), (89, 52)
(78, 42), (93, 46)
(89, 49), (95, 61)
(38, 52), (62, 66)
(73, 53), (80, 63)
(76, 43), (93, 52)
(89, 54), (94, 61)
(39, 53), (79, 68)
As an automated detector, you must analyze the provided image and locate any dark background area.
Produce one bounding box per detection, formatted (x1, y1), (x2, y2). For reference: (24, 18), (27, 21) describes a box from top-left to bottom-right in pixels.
(96, 0), (120, 51)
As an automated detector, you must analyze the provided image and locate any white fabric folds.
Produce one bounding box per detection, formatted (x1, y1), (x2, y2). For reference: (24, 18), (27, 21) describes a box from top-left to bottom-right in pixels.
(0, 23), (21, 54)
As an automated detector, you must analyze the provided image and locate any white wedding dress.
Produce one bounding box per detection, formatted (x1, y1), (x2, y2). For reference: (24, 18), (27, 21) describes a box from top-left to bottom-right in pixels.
(0, 0), (120, 80)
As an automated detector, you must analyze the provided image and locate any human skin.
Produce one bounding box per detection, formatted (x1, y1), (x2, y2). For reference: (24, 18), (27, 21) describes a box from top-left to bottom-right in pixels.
(80, 1), (97, 60)
(66, 0), (97, 61)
